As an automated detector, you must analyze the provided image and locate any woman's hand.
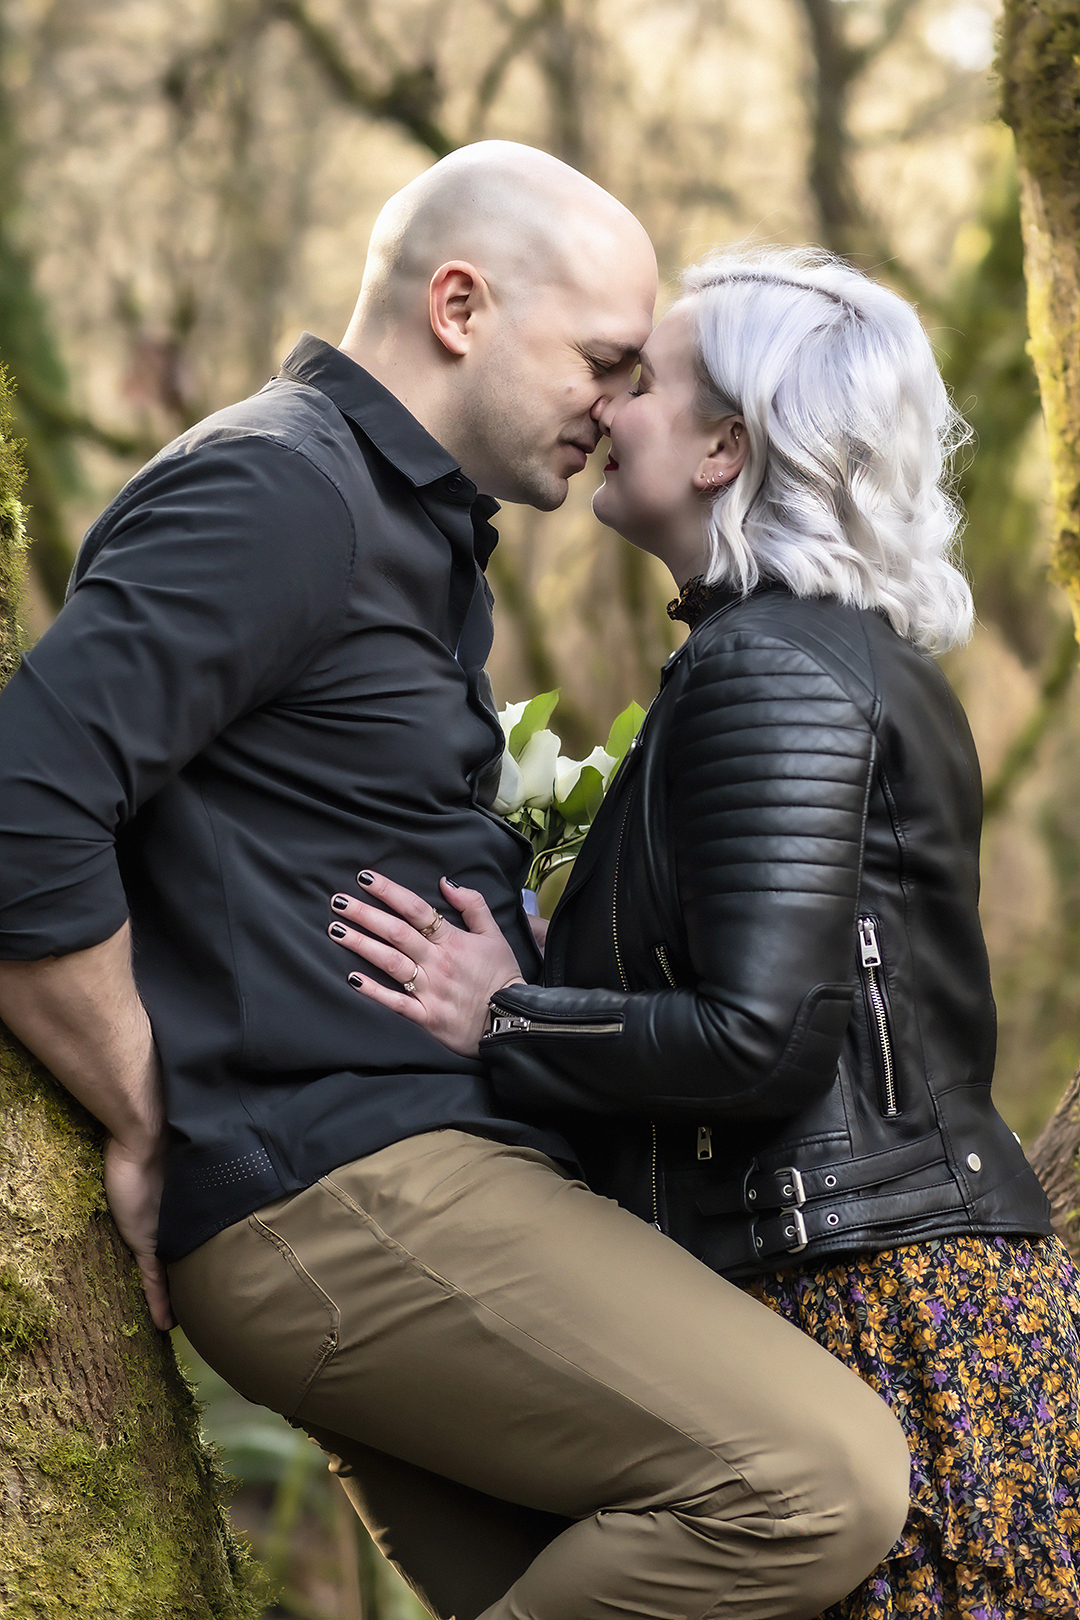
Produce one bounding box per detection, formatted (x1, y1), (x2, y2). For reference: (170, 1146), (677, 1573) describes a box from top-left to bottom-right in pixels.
(328, 872), (525, 1057)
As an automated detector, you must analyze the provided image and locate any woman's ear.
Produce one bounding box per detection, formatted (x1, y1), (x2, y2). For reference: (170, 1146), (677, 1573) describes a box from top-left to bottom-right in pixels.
(429, 262), (488, 357)
(693, 416), (748, 493)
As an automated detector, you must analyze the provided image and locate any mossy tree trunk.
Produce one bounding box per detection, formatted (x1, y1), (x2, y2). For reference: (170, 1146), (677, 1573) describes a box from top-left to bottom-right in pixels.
(999, 2), (1080, 1251)
(1001, 0), (1080, 633)
(0, 372), (262, 1617)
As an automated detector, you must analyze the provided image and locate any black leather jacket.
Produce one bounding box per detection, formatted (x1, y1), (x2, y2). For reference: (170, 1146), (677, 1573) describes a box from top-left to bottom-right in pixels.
(483, 585), (1052, 1279)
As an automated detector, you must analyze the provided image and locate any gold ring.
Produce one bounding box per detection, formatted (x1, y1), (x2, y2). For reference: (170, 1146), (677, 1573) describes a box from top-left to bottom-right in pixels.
(420, 909), (445, 939)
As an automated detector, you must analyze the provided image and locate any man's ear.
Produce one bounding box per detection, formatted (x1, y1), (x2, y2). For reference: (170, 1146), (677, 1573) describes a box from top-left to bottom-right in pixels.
(693, 416), (749, 492)
(429, 262), (488, 357)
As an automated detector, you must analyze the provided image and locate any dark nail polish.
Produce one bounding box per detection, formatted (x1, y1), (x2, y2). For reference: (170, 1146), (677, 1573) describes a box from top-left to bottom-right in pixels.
(357, 870), (375, 886)
(444, 878), (460, 889)
(348, 973), (364, 989)
(329, 922), (348, 939)
(331, 895), (350, 911)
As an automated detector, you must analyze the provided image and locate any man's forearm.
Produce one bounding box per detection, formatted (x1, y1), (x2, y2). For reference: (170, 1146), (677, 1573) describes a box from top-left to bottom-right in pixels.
(0, 922), (161, 1144)
(0, 922), (175, 1328)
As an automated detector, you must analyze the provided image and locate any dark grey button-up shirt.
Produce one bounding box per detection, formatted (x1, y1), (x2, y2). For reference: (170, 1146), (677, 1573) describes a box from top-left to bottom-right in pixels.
(0, 334), (566, 1261)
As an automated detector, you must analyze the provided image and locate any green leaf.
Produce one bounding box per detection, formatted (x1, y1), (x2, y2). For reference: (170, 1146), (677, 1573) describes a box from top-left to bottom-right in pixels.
(509, 689), (560, 758)
(556, 763), (606, 826)
(605, 701), (646, 765)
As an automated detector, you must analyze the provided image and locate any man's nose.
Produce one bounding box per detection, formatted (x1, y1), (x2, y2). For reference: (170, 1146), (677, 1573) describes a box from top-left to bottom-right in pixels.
(593, 395), (615, 436)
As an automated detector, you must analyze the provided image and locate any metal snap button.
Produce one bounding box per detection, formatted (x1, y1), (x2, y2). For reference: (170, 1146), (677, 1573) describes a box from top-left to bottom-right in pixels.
(966, 1153), (982, 1172)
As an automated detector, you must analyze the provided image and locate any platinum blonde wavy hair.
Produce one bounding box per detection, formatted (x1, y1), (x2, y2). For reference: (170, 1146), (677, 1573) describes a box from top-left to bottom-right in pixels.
(677, 246), (974, 652)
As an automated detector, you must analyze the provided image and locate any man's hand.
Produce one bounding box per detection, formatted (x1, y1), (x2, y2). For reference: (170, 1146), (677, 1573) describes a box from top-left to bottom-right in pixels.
(0, 924), (174, 1330)
(104, 1135), (175, 1331)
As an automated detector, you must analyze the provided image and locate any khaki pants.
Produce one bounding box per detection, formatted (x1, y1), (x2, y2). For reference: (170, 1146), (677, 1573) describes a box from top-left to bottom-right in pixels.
(169, 1131), (908, 1620)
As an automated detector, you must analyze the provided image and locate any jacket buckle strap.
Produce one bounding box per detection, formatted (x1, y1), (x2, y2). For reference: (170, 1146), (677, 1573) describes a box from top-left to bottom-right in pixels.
(778, 1166), (807, 1252)
(750, 1206), (808, 1257)
(781, 1207), (808, 1252)
(776, 1166), (805, 1207)
(742, 1163), (806, 1213)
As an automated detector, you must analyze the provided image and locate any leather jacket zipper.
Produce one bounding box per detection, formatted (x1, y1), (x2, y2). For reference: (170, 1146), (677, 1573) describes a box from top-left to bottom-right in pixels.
(612, 800), (632, 996)
(487, 1011), (624, 1037)
(654, 942), (677, 986)
(857, 916), (898, 1117)
(650, 1121), (661, 1230)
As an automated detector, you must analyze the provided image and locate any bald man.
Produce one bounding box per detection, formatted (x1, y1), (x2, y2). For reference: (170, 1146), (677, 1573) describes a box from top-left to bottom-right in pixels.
(0, 144), (909, 1619)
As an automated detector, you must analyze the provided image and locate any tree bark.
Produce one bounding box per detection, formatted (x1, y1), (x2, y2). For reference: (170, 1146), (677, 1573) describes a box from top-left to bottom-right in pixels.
(1029, 1068), (1080, 1256)
(0, 373), (261, 1617)
(999, 2), (1080, 1257)
(1000, 0), (1080, 638)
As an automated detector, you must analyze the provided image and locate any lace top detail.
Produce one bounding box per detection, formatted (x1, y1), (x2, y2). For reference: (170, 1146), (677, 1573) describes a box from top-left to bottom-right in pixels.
(666, 576), (737, 628)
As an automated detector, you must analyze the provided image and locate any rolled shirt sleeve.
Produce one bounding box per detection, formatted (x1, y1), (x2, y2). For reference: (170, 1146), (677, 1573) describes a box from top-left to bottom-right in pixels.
(0, 433), (352, 959)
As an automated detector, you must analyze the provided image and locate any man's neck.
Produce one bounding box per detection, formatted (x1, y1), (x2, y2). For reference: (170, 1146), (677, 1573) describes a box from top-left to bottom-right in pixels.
(339, 329), (450, 450)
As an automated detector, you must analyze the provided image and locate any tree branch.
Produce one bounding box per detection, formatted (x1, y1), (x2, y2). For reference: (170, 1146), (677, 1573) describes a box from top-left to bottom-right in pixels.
(469, 3), (550, 136)
(13, 369), (158, 461)
(270, 0), (456, 158)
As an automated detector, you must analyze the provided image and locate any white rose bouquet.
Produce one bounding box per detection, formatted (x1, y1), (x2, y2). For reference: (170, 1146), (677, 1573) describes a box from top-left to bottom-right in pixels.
(493, 690), (645, 892)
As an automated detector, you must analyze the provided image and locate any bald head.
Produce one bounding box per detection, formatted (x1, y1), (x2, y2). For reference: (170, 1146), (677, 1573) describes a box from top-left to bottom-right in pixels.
(348, 141), (653, 330)
(341, 142), (657, 509)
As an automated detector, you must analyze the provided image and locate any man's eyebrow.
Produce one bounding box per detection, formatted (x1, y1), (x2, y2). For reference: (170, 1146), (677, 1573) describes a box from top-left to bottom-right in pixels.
(586, 342), (643, 365)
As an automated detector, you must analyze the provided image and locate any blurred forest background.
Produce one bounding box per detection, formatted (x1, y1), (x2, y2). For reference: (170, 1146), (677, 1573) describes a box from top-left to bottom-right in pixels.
(1, 0), (1076, 1613)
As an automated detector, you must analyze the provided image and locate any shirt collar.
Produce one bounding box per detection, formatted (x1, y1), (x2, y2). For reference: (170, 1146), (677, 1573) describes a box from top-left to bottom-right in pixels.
(278, 332), (467, 493)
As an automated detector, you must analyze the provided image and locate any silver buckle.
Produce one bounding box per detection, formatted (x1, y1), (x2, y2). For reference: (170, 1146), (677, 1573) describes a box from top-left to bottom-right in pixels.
(777, 1166), (805, 1207)
(781, 1208), (808, 1252)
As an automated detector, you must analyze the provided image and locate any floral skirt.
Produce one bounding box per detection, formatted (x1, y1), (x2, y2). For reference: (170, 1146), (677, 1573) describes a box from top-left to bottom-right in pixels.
(742, 1235), (1080, 1619)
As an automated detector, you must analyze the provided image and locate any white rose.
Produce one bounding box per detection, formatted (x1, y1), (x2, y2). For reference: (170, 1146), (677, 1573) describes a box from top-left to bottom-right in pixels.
(498, 699), (529, 748)
(492, 749), (527, 815)
(555, 745), (618, 802)
(517, 727), (561, 809)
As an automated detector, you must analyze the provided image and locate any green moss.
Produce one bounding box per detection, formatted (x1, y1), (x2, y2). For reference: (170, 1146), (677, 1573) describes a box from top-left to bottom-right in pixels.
(2, 1407), (265, 1618)
(0, 1047), (263, 1614)
(0, 1264), (54, 1348)
(1000, 0), (1080, 638)
(0, 363), (28, 681)
(0, 1230), (266, 1617)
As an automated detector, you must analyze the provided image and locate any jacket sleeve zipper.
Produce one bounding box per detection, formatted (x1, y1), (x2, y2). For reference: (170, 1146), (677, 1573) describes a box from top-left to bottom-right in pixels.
(487, 1012), (624, 1037)
(857, 916), (899, 1117)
